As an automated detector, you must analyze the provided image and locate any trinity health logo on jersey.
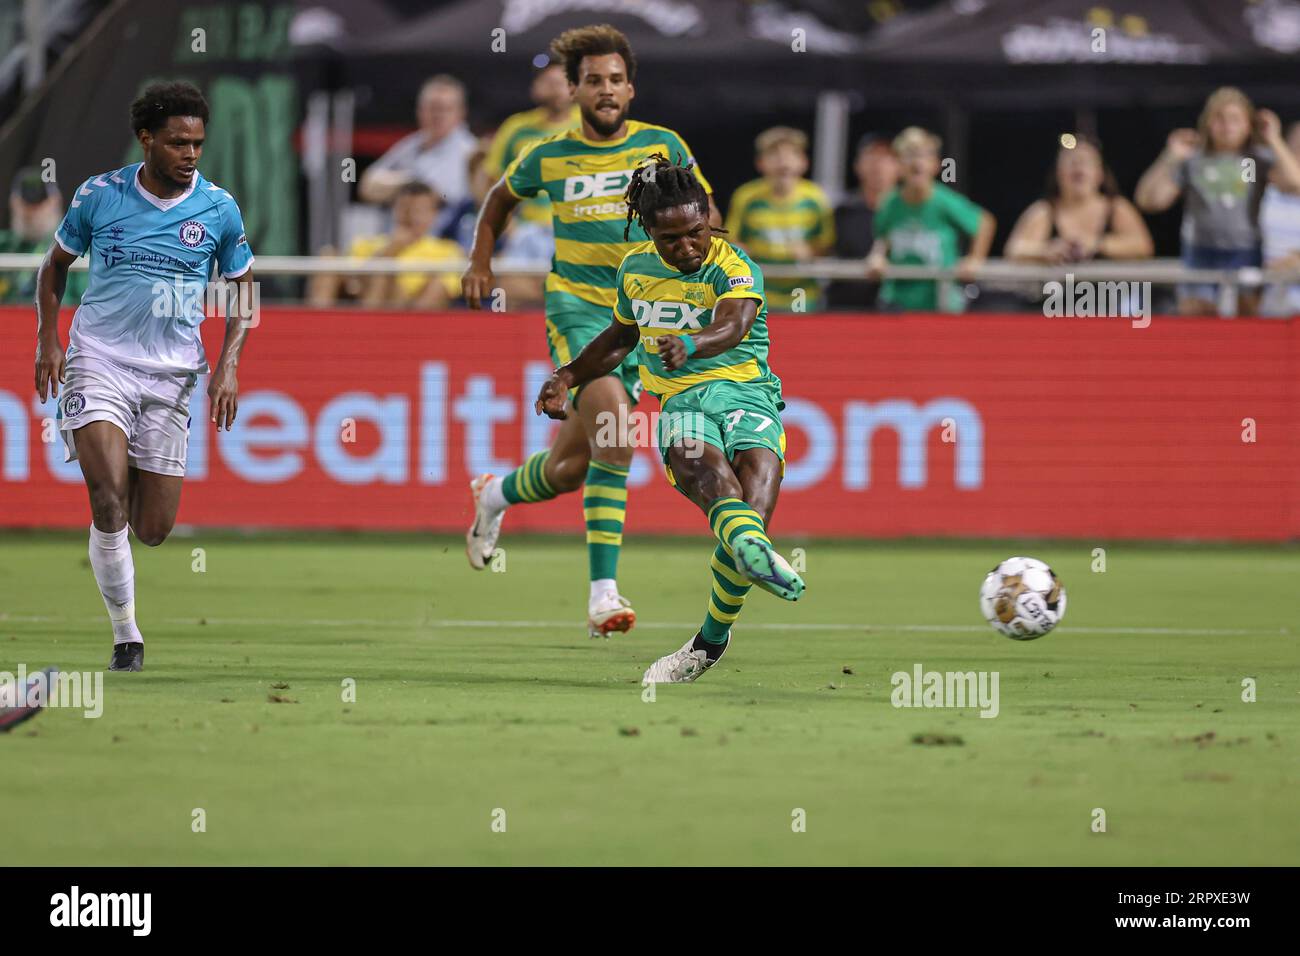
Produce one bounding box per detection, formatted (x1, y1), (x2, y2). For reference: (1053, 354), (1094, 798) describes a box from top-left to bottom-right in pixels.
(178, 220), (207, 247)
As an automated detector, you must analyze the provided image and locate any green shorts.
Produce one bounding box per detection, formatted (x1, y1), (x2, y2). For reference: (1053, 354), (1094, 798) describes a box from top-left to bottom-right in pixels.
(657, 379), (786, 488)
(544, 290), (642, 408)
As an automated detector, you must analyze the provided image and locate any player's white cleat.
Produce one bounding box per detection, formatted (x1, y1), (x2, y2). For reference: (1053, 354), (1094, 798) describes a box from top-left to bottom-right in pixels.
(588, 591), (636, 638)
(732, 534), (805, 601)
(642, 632), (729, 684)
(465, 474), (505, 570)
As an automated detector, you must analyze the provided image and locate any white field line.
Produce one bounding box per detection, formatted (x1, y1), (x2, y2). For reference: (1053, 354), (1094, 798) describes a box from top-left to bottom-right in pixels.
(0, 615), (1289, 637)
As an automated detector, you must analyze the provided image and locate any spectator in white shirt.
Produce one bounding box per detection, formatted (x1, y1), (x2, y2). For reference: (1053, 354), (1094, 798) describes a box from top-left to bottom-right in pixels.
(359, 75), (477, 226)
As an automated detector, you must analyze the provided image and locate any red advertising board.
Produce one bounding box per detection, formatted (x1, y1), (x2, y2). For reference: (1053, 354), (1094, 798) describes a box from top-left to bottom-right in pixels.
(1, 306), (1296, 539)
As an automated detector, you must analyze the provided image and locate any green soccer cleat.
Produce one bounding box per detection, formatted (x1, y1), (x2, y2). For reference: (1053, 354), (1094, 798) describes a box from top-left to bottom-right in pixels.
(731, 534), (805, 601)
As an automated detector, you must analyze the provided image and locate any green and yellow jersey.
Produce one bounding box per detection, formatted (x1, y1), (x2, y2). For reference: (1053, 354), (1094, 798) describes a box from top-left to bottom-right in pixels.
(504, 120), (712, 310)
(484, 105), (579, 225)
(724, 177), (834, 311)
(613, 236), (779, 402)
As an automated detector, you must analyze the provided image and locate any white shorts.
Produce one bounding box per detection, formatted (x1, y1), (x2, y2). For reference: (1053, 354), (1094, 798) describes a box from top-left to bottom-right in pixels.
(59, 351), (198, 477)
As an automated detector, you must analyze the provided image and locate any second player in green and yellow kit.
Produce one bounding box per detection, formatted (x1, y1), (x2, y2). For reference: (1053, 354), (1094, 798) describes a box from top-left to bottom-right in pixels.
(504, 120), (713, 406)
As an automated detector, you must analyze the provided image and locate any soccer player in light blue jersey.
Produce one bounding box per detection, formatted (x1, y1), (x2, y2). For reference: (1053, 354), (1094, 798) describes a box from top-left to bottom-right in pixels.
(33, 81), (256, 672)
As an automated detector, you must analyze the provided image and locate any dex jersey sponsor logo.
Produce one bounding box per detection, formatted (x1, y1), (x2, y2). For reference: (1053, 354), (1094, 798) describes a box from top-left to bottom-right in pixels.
(563, 169), (633, 202)
(630, 299), (706, 330)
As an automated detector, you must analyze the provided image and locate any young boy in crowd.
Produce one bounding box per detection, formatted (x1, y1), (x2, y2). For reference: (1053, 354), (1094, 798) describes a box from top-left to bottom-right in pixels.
(867, 127), (995, 313)
(725, 127), (834, 311)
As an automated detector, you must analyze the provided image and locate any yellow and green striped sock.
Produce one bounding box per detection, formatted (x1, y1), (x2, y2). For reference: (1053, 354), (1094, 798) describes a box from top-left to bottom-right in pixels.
(707, 496), (771, 553)
(502, 450), (559, 504)
(584, 460), (629, 581)
(701, 544), (750, 643)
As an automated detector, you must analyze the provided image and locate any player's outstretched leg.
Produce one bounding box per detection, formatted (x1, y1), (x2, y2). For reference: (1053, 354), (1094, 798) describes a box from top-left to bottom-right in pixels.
(94, 523), (145, 672)
(582, 459), (635, 637)
(465, 449), (559, 569)
(576, 375), (638, 638)
(65, 367), (188, 672)
(642, 441), (798, 684)
(642, 544), (750, 684)
(465, 411), (587, 570)
(707, 497), (804, 601)
(464, 450), (556, 570)
(72, 422), (145, 671)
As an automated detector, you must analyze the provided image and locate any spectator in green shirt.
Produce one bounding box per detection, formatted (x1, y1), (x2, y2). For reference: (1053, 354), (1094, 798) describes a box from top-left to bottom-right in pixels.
(867, 127), (995, 312)
(0, 167), (88, 305)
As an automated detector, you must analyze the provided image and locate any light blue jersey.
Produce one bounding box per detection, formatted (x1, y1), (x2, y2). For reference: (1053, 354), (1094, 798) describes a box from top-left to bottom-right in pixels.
(55, 163), (254, 373)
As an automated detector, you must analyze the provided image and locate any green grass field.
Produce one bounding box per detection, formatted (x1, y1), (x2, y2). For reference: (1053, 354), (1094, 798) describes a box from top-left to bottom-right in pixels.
(0, 532), (1296, 865)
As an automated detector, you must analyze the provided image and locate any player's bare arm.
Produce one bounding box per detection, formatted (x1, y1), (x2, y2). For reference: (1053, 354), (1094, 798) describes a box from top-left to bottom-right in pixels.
(208, 269), (256, 431)
(656, 296), (757, 372)
(33, 241), (77, 401)
(461, 177), (522, 309)
(535, 319), (639, 419)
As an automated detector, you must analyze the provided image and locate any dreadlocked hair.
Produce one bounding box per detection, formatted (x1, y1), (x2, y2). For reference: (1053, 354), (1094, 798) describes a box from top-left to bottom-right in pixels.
(623, 153), (716, 240)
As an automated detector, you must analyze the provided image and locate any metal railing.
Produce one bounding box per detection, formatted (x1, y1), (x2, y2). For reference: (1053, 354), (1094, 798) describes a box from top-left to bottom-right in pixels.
(3, 254), (1298, 316)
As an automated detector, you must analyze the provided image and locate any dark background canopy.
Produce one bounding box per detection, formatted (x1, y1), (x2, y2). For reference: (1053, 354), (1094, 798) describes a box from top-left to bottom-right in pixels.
(3, 0), (1299, 255)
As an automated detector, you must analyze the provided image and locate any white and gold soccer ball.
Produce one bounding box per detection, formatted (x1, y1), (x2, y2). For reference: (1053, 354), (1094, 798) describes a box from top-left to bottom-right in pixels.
(979, 556), (1066, 640)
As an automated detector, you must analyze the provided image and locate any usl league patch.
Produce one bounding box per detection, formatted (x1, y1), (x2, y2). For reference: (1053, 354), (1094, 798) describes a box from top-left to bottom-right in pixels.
(64, 391), (86, 417)
(179, 220), (207, 247)
(728, 275), (754, 288)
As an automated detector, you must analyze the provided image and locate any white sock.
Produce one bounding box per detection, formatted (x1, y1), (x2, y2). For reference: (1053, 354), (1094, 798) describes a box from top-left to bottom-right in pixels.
(590, 578), (618, 604)
(88, 524), (143, 645)
(480, 476), (508, 512)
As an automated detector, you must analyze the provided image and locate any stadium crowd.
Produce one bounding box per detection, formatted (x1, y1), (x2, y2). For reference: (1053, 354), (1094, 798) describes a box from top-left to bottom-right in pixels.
(310, 67), (1300, 316)
(6, 67), (1300, 316)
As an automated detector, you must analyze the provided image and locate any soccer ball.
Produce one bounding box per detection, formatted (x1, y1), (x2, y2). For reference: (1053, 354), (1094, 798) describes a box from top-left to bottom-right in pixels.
(979, 556), (1067, 640)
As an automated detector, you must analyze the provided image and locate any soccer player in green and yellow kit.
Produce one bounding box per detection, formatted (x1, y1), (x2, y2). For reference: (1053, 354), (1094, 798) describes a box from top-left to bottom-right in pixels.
(534, 156), (805, 683)
(462, 24), (718, 639)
